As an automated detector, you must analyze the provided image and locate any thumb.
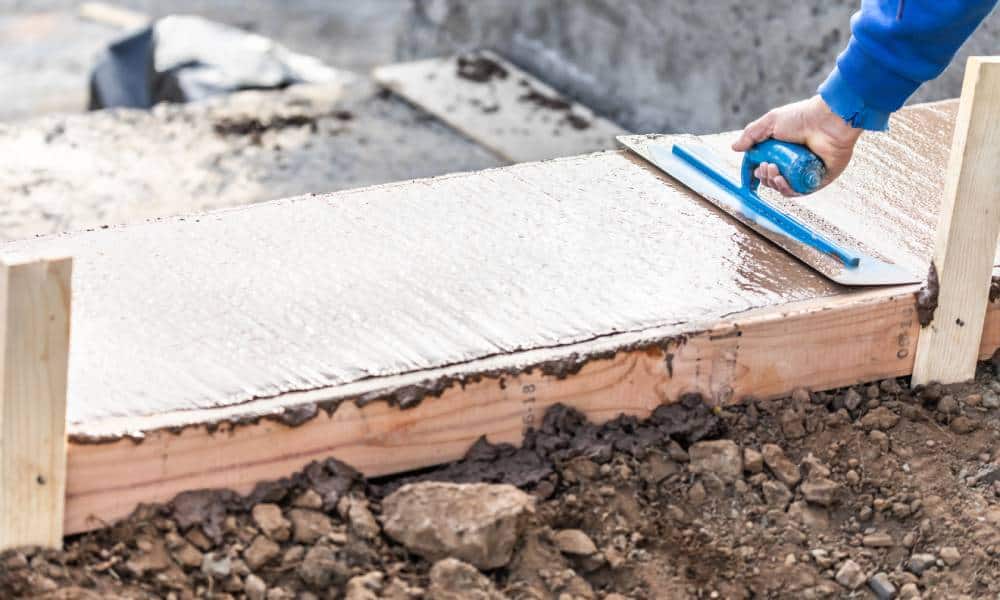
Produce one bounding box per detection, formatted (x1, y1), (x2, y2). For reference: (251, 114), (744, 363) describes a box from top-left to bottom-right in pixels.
(731, 111), (776, 152)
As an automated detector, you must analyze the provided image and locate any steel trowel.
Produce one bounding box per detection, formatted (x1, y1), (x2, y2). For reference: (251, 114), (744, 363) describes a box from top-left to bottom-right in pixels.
(619, 136), (919, 287)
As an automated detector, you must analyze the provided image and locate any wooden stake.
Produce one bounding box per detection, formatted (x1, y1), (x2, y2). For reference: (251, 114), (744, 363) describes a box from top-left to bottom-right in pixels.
(913, 57), (1000, 386)
(0, 257), (72, 550)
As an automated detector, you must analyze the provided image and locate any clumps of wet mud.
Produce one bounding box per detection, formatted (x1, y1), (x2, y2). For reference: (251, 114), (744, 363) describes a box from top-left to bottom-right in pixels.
(213, 111), (353, 144)
(916, 262), (939, 327)
(456, 54), (509, 83)
(518, 85), (592, 130)
(8, 368), (1000, 598)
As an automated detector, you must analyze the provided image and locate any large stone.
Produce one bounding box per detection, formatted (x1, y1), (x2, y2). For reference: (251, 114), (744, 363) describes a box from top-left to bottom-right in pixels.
(689, 440), (743, 481)
(429, 558), (507, 600)
(381, 482), (534, 569)
(761, 444), (801, 487)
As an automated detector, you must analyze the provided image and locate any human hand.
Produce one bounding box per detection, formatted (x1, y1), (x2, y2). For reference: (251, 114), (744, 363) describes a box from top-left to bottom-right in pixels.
(732, 95), (864, 196)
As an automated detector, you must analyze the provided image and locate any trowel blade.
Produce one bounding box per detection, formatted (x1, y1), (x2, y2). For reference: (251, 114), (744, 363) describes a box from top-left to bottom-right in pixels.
(619, 136), (920, 287)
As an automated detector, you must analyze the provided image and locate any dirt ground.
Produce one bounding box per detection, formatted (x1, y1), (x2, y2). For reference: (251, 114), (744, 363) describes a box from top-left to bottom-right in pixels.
(5, 360), (1000, 599)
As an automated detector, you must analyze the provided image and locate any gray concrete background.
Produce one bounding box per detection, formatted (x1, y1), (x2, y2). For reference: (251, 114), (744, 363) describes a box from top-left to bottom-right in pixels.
(399, 0), (1000, 133)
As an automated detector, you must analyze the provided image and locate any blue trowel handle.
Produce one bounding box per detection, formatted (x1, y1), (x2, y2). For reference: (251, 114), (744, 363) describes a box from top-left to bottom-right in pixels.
(672, 143), (861, 269)
(741, 139), (827, 195)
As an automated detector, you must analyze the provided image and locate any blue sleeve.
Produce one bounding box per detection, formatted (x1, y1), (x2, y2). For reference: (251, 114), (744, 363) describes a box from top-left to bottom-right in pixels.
(818, 0), (998, 131)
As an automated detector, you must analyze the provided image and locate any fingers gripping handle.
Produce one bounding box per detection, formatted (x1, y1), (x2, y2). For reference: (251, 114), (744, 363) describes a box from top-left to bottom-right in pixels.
(741, 139), (827, 195)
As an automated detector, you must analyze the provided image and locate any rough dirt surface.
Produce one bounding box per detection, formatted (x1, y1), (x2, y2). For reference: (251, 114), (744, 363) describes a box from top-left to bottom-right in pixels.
(0, 81), (501, 242)
(7, 361), (1000, 598)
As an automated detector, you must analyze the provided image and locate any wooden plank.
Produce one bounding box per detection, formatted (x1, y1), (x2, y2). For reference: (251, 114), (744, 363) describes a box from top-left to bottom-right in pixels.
(913, 58), (1000, 385)
(0, 257), (72, 550)
(373, 51), (627, 162)
(78, 2), (150, 30)
(63, 284), (984, 535)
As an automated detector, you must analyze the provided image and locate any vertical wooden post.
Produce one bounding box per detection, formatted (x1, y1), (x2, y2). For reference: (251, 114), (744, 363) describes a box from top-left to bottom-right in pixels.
(0, 257), (72, 550)
(913, 57), (1000, 386)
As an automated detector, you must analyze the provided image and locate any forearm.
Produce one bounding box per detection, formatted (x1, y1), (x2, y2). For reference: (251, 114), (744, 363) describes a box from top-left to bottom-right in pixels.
(820, 0), (998, 130)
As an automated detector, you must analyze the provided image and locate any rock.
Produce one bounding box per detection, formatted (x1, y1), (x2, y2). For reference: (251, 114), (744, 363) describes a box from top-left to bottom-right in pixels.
(863, 532), (895, 548)
(869, 572), (897, 600)
(835, 559), (866, 590)
(282, 545), (305, 565)
(860, 407), (900, 431)
(964, 393), (982, 407)
(186, 528), (214, 551)
(342, 497), (381, 540)
(245, 574), (267, 600)
(288, 509), (334, 544)
(939, 546), (962, 566)
(125, 539), (171, 576)
(689, 440), (743, 481)
(381, 482), (534, 570)
(293, 489), (324, 510)
(201, 552), (232, 579)
(428, 558), (506, 600)
(788, 501), (829, 530)
(780, 409), (807, 439)
(687, 480), (707, 505)
(171, 542), (204, 568)
(761, 480), (793, 508)
(640, 452), (679, 484)
(791, 387), (811, 404)
(937, 395), (959, 415)
(553, 529), (598, 556)
(743, 448), (763, 473)
(950, 416), (978, 434)
(298, 545), (350, 589)
(801, 478), (839, 507)
(252, 503), (291, 542)
(801, 454), (831, 479)
(984, 391), (1000, 409)
(244, 535), (281, 570)
(898, 582), (921, 599)
(761, 444), (801, 487)
(906, 553), (936, 576)
(344, 571), (385, 600)
(844, 389), (863, 411)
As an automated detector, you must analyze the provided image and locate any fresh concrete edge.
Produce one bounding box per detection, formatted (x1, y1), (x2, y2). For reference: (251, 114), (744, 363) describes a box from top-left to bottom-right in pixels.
(63, 284), (1000, 536)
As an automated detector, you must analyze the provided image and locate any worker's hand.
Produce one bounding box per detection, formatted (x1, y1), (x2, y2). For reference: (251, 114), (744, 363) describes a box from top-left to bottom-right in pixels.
(732, 95), (864, 196)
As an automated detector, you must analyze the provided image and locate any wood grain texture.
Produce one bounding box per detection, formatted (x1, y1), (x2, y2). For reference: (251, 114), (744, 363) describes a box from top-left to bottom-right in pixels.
(374, 51), (627, 162)
(913, 58), (1000, 385)
(62, 285), (987, 536)
(0, 257), (72, 550)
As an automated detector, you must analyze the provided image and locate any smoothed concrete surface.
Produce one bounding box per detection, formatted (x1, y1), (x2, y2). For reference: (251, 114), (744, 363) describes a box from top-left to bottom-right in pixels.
(1, 102), (962, 439)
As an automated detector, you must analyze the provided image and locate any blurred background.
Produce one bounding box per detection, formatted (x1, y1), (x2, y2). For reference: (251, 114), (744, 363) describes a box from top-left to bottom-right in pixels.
(2, 0), (998, 241)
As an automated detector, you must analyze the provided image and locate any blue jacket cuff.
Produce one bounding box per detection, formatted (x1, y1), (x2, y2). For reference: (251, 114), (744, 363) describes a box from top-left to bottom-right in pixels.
(818, 67), (892, 132)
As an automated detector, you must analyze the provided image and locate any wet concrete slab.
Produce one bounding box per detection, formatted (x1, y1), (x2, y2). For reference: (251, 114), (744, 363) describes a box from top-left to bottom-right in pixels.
(0, 101), (972, 439)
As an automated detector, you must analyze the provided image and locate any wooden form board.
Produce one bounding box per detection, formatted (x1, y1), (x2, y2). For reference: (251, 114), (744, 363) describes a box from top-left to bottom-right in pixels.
(914, 58), (1000, 385)
(373, 51), (628, 162)
(62, 288), (1000, 535)
(2, 100), (994, 536)
(0, 257), (71, 548)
